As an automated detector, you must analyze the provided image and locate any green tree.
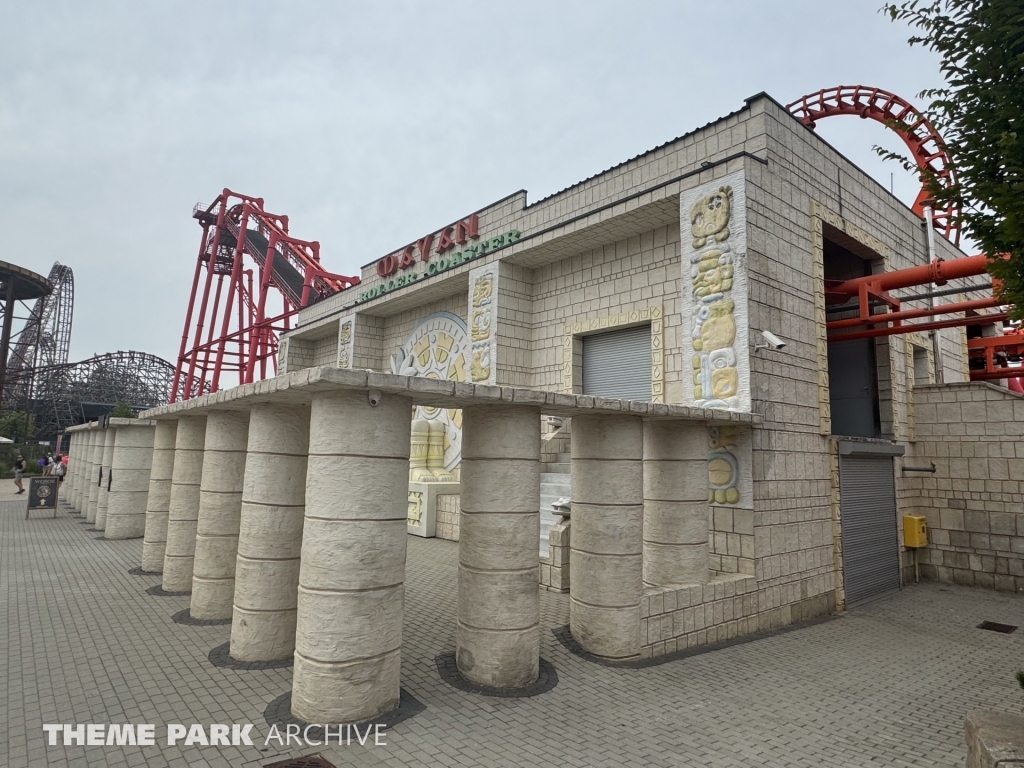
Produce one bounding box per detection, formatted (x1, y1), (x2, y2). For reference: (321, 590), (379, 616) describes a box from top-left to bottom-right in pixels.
(109, 400), (137, 419)
(0, 410), (34, 443)
(882, 0), (1024, 317)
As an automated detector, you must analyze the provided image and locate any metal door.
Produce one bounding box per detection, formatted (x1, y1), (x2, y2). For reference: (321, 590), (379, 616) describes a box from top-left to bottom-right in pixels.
(582, 325), (651, 401)
(839, 453), (901, 606)
(828, 337), (881, 438)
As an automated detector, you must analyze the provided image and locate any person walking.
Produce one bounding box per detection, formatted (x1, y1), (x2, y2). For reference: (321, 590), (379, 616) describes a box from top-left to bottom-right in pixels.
(53, 454), (65, 483)
(13, 454), (26, 494)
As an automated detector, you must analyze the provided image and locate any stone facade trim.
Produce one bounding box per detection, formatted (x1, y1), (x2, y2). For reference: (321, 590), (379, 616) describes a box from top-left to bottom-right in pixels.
(561, 305), (665, 403)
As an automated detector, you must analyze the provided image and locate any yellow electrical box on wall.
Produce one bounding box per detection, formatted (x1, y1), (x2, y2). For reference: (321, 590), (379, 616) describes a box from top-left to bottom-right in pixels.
(904, 515), (928, 548)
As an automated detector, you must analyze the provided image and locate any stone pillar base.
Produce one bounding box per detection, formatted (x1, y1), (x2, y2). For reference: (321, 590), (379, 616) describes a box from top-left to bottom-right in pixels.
(540, 518), (570, 593)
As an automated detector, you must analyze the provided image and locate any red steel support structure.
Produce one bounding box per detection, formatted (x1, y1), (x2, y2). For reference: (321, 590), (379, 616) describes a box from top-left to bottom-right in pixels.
(789, 86), (1022, 387)
(823, 254), (1021, 385)
(171, 189), (358, 402)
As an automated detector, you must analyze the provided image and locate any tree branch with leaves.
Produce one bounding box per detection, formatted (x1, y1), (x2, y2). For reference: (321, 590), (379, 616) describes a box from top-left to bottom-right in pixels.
(882, 0), (1024, 317)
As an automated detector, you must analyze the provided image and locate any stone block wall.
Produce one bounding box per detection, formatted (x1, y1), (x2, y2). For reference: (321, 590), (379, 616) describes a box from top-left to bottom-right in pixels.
(284, 338), (315, 373)
(529, 223), (682, 398)
(640, 573), (833, 658)
(496, 262), (534, 388)
(311, 334), (338, 367)
(904, 382), (1024, 592)
(741, 95), (978, 611)
(352, 314), (385, 370)
(539, 520), (570, 593)
(435, 494), (459, 541)
(301, 101), (766, 330)
(709, 506), (755, 576)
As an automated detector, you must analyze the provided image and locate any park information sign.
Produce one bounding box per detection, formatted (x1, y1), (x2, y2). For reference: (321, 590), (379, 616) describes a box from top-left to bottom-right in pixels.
(26, 476), (58, 519)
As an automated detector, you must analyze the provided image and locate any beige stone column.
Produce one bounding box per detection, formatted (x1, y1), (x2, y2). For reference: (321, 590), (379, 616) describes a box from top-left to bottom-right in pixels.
(291, 389), (411, 724)
(78, 430), (90, 514)
(190, 410), (249, 620)
(643, 421), (709, 587)
(569, 414), (644, 661)
(142, 420), (178, 572)
(95, 427), (117, 531)
(65, 433), (79, 509)
(74, 428), (92, 511)
(162, 416), (207, 592)
(105, 421), (155, 539)
(457, 405), (541, 688)
(71, 429), (86, 510)
(230, 403), (308, 661)
(86, 428), (104, 524)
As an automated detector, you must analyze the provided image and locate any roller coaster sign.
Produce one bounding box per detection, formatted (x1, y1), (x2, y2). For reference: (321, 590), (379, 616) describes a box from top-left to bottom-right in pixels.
(358, 227), (522, 304)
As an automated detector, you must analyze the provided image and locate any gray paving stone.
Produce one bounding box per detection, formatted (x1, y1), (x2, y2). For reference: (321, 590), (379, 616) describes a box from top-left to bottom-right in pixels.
(3, 497), (1023, 766)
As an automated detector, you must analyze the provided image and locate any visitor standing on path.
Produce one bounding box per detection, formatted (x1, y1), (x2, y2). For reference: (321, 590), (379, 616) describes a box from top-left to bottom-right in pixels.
(13, 454), (26, 494)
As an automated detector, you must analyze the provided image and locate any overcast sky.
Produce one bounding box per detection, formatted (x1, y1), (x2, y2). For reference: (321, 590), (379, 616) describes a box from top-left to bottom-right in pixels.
(1, 0), (944, 366)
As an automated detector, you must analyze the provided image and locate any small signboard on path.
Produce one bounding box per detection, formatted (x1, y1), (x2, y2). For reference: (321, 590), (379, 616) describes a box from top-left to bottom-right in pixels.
(26, 476), (58, 519)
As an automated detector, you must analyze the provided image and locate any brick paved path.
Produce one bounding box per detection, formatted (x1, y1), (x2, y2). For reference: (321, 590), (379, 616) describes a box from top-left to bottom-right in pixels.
(2, 496), (1023, 767)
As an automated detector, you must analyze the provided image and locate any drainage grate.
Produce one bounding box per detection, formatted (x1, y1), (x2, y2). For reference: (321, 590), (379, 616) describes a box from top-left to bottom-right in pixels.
(977, 621), (1018, 634)
(263, 754), (336, 768)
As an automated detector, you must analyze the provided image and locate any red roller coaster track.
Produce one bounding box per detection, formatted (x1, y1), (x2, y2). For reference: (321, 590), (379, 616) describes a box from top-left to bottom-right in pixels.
(786, 85), (961, 245)
(171, 189), (359, 402)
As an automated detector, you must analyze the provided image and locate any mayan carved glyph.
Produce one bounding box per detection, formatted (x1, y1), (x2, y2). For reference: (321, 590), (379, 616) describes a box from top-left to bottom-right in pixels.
(681, 172), (752, 506)
(468, 264), (498, 385)
(681, 172), (750, 412)
(407, 491), (423, 526)
(336, 316), (354, 369)
(708, 426), (740, 504)
(278, 338), (290, 375)
(391, 312), (469, 477)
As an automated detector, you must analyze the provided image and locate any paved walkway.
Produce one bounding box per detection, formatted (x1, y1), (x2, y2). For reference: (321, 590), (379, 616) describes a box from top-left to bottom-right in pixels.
(2, 495), (1023, 768)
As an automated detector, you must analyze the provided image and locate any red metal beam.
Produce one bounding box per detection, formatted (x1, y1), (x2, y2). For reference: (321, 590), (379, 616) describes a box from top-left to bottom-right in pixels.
(829, 296), (1000, 330)
(824, 255), (990, 305)
(828, 312), (1008, 342)
(174, 190), (360, 400)
(968, 368), (1024, 381)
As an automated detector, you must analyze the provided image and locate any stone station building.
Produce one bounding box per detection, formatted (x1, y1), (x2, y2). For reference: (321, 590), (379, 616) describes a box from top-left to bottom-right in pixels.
(60, 92), (1023, 726)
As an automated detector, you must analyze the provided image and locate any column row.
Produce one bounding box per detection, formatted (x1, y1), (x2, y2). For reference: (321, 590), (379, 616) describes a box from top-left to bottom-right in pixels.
(64, 421), (157, 540)
(121, 400), (711, 723)
(569, 416), (710, 662)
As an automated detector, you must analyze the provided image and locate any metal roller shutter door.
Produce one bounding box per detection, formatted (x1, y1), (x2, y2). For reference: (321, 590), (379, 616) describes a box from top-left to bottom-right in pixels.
(582, 325), (652, 401)
(839, 454), (901, 607)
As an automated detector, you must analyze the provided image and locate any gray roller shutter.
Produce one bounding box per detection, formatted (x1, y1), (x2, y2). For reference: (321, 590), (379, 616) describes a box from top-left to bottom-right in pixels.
(839, 454), (901, 607)
(582, 325), (651, 401)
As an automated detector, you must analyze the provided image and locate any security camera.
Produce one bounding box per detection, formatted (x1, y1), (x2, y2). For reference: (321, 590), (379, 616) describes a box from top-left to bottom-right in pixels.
(368, 389), (382, 407)
(756, 330), (786, 351)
